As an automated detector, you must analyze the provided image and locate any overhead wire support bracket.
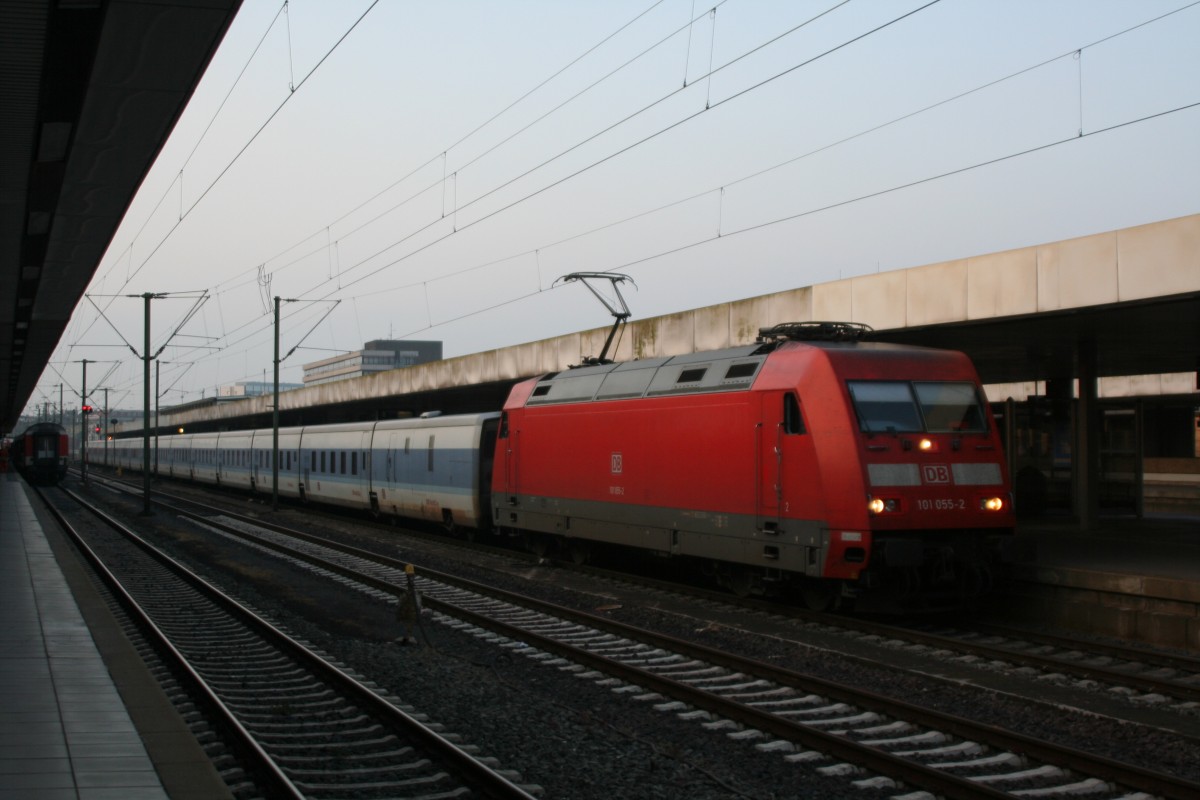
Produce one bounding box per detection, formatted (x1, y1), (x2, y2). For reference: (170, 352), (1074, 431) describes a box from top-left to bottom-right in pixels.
(554, 272), (635, 366)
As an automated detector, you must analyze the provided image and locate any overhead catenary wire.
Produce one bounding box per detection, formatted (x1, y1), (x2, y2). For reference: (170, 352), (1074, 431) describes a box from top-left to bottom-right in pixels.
(89, 1), (290, 294)
(113, 1), (1197, 395)
(201, 0), (674, 299)
(284, 0), (934, 303)
(72, 0), (368, 351)
(58, 0), (678, 396)
(336, 0), (1200, 309)
(42, 2), (1200, 407)
(94, 1), (380, 304)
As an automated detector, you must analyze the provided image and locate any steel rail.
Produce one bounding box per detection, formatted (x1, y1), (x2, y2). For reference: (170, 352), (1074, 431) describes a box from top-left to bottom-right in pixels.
(551, 555), (1200, 703)
(961, 619), (1200, 674)
(39, 487), (303, 799)
(56, 485), (538, 800)
(92, 471), (1200, 702)
(132, 486), (1200, 800)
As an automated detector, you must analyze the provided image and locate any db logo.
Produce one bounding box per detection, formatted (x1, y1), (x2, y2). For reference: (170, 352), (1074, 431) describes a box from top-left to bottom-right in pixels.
(922, 464), (951, 484)
(611, 452), (623, 474)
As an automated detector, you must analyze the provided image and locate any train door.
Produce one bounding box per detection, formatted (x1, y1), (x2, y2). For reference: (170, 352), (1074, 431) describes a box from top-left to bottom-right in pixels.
(478, 416), (501, 522)
(757, 395), (784, 533)
(758, 391), (814, 534)
(506, 413), (520, 500)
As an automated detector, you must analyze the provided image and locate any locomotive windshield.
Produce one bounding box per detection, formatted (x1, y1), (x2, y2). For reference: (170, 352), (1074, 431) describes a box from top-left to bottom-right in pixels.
(848, 380), (988, 434)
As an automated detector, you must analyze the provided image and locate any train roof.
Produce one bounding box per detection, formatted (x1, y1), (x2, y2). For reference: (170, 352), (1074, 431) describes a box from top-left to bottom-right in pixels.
(16, 422), (67, 435)
(517, 324), (973, 408)
(523, 343), (766, 406)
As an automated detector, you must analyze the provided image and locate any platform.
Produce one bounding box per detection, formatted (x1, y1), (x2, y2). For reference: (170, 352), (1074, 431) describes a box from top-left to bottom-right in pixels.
(999, 515), (1200, 652)
(0, 474), (230, 799)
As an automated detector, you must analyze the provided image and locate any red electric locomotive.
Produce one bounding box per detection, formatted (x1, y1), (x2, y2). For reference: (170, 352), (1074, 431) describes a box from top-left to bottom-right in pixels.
(491, 322), (1014, 609)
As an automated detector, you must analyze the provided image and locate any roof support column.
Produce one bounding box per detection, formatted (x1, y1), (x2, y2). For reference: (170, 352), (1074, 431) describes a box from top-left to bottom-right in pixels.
(1073, 340), (1099, 530)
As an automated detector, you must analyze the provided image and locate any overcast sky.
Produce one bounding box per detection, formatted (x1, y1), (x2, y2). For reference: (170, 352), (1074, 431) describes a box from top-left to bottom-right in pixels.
(32, 0), (1200, 414)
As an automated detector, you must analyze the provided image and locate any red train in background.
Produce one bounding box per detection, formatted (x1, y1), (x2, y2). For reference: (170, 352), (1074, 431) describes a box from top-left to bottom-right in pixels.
(9, 422), (70, 486)
(492, 322), (1015, 609)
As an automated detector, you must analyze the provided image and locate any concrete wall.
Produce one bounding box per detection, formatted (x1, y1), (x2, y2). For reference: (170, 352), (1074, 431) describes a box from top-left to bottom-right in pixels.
(161, 213), (1200, 432)
(813, 213), (1200, 325)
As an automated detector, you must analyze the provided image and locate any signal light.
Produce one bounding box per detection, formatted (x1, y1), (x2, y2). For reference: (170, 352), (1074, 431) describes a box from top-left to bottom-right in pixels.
(94, 425), (100, 434)
(82, 404), (93, 413)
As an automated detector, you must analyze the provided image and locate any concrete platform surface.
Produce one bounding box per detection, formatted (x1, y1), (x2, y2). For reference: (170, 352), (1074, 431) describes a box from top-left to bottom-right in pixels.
(1015, 514), (1200, 600)
(1007, 514), (1200, 651)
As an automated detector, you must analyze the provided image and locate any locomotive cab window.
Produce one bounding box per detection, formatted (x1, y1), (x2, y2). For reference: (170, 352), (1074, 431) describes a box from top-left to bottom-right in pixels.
(847, 381), (923, 433)
(848, 380), (988, 434)
(914, 382), (988, 432)
(783, 392), (805, 434)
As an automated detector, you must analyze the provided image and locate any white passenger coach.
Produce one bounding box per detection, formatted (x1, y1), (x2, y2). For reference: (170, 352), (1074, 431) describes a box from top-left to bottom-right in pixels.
(103, 413), (501, 529)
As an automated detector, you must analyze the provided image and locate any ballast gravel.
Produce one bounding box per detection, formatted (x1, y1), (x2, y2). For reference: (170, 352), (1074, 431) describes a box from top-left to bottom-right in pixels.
(80, 481), (1200, 797)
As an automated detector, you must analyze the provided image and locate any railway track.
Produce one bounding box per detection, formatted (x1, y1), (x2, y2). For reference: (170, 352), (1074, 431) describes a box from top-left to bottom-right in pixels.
(87, 476), (1200, 800)
(88, 469), (1200, 708)
(546, 550), (1200, 709)
(41, 484), (539, 800)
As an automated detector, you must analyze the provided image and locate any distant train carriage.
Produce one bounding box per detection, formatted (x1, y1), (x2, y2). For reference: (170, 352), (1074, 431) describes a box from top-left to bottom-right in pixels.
(12, 422), (69, 485)
(103, 413), (501, 532)
(491, 323), (1014, 607)
(366, 414), (500, 529)
(294, 422), (369, 509)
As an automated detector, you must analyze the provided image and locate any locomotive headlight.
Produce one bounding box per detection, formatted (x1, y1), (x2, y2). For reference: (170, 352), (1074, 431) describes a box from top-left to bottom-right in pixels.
(918, 438), (936, 452)
(867, 497), (900, 514)
(980, 496), (1005, 512)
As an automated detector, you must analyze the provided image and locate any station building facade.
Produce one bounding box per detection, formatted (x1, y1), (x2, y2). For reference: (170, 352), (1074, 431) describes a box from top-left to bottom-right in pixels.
(301, 340), (443, 387)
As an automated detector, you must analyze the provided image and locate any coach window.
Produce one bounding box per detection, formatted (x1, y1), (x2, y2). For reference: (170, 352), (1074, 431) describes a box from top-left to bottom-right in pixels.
(427, 435), (435, 472)
(311, 451), (316, 471)
(330, 451), (336, 473)
(320, 451), (326, 473)
(351, 452), (357, 475)
(340, 451), (346, 474)
(783, 392), (805, 435)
